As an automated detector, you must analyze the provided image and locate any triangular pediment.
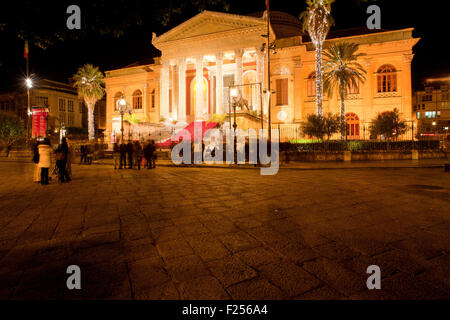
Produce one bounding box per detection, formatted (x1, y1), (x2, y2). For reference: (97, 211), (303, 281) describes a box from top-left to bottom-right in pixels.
(153, 11), (266, 45)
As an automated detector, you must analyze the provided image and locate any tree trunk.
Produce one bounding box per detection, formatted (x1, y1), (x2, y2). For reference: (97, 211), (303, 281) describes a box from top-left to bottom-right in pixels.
(315, 42), (323, 116)
(88, 104), (95, 141)
(340, 87), (346, 141)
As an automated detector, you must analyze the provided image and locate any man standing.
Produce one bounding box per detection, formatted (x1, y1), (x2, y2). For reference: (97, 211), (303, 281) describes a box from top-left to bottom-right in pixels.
(126, 141), (134, 169)
(119, 143), (127, 169)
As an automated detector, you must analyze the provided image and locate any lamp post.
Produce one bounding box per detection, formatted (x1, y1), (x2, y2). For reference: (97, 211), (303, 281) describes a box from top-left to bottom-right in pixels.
(25, 78), (33, 139)
(116, 97), (131, 144)
(230, 87), (239, 164)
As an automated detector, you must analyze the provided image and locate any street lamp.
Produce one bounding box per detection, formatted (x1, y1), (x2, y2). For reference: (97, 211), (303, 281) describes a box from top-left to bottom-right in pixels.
(25, 77), (33, 139)
(116, 97), (131, 143)
(230, 87), (239, 164)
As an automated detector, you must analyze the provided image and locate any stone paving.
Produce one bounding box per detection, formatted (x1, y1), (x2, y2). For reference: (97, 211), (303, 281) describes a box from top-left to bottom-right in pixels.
(0, 161), (448, 300)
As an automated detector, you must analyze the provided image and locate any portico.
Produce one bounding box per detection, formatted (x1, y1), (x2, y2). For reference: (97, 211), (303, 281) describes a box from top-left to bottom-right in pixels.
(157, 49), (266, 123)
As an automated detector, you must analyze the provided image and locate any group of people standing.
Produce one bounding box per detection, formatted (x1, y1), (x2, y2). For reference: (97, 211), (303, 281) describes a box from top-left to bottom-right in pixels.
(32, 137), (72, 185)
(113, 140), (156, 170)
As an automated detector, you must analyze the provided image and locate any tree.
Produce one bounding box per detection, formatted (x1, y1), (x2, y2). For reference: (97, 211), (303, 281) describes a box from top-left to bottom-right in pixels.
(300, 0), (335, 116)
(323, 42), (367, 140)
(301, 113), (340, 141)
(0, 1), (230, 50)
(73, 64), (105, 141)
(323, 113), (341, 141)
(369, 108), (408, 141)
(0, 113), (25, 156)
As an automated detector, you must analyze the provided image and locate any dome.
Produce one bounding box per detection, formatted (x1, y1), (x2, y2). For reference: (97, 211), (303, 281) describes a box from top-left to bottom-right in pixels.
(247, 11), (303, 39)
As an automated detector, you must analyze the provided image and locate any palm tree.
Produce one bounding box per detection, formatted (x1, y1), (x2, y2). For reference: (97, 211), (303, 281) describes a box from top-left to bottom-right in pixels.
(300, 0), (334, 116)
(323, 42), (366, 140)
(73, 64), (105, 140)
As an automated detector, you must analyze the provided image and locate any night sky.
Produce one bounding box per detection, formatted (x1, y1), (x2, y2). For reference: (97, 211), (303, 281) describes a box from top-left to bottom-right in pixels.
(0, 0), (448, 91)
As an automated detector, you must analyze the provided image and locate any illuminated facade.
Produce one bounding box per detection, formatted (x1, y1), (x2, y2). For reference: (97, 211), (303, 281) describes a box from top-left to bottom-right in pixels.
(105, 10), (419, 141)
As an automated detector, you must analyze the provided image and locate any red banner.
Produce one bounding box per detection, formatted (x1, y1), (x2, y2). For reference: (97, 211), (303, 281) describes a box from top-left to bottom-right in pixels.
(31, 108), (48, 138)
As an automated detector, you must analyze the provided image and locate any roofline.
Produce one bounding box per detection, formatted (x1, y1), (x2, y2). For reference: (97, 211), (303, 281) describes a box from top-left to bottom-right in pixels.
(105, 64), (155, 76)
(152, 10), (266, 45)
(304, 27), (417, 45)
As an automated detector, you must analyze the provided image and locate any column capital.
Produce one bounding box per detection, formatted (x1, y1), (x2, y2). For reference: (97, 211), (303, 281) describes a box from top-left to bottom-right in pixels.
(215, 52), (224, 60)
(234, 48), (245, 59)
(177, 57), (186, 66)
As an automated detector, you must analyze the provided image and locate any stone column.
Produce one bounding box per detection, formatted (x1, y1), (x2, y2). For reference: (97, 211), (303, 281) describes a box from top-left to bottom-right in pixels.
(177, 57), (187, 121)
(170, 63), (178, 119)
(215, 52), (224, 115)
(160, 61), (170, 120)
(234, 49), (244, 86)
(195, 55), (204, 119)
(256, 50), (264, 114)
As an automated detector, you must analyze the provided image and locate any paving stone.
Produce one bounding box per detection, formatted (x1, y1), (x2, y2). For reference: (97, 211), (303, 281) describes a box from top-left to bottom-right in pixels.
(177, 276), (229, 300)
(164, 255), (210, 282)
(227, 277), (287, 300)
(207, 256), (258, 288)
(259, 261), (322, 297)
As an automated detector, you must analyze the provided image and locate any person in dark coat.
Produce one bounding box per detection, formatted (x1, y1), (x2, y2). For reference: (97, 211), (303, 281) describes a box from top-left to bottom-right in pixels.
(126, 141), (134, 169)
(55, 137), (71, 183)
(119, 143), (127, 169)
(134, 141), (143, 170)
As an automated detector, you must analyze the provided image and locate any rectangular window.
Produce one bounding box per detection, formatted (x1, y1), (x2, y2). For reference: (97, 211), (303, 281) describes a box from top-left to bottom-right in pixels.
(59, 112), (66, 124)
(35, 96), (49, 107)
(58, 98), (66, 112)
(67, 113), (74, 126)
(416, 112), (420, 119)
(276, 78), (288, 106)
(425, 111), (436, 118)
(68, 100), (74, 112)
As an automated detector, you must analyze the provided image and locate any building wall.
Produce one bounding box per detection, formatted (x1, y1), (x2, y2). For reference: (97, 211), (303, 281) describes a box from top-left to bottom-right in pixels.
(413, 80), (450, 135)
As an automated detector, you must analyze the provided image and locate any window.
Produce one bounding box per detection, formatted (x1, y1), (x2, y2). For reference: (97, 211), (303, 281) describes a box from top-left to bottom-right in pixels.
(276, 78), (288, 106)
(35, 96), (48, 107)
(59, 113), (66, 125)
(151, 90), (155, 109)
(422, 104), (425, 110)
(377, 65), (397, 93)
(68, 100), (74, 112)
(345, 113), (360, 139)
(416, 112), (420, 119)
(67, 113), (74, 126)
(347, 80), (359, 94)
(425, 111), (436, 118)
(58, 98), (66, 112)
(132, 90), (143, 109)
(114, 92), (123, 111)
(422, 95), (432, 102)
(307, 72), (316, 97)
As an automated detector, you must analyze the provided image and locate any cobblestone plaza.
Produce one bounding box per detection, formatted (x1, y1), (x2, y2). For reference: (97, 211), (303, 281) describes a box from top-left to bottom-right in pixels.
(0, 161), (448, 299)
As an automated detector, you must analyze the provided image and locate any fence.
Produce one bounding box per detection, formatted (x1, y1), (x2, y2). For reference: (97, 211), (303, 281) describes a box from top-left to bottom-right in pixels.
(276, 120), (420, 143)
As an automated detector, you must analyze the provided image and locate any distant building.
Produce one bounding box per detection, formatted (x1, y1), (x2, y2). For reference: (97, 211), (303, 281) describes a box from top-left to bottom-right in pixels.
(413, 77), (450, 138)
(0, 79), (106, 135)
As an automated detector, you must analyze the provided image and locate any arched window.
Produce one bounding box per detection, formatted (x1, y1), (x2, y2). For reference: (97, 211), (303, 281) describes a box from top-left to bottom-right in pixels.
(345, 113), (360, 140)
(114, 92), (123, 111)
(377, 65), (397, 93)
(307, 72), (316, 97)
(132, 90), (143, 109)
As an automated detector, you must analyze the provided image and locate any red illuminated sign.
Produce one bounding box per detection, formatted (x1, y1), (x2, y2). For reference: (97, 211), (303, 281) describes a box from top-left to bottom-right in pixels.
(32, 108), (48, 138)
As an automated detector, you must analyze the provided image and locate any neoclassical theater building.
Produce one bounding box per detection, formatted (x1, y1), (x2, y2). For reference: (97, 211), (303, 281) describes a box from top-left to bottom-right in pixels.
(104, 10), (419, 142)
